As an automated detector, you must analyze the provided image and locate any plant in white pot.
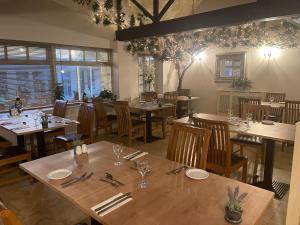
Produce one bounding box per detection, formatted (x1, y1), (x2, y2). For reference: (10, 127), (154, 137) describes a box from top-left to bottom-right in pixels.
(225, 186), (248, 224)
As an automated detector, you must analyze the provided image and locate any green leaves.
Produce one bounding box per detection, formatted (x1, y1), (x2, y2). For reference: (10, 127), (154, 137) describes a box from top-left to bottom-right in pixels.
(226, 186), (248, 213)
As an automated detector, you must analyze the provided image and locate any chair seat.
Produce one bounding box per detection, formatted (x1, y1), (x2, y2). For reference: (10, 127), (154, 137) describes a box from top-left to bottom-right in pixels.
(231, 135), (263, 145)
(55, 133), (89, 143)
(132, 119), (145, 127)
(0, 146), (26, 160)
(107, 114), (117, 121)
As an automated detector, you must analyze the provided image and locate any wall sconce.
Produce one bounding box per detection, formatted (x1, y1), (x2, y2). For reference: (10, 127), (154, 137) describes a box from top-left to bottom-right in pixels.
(193, 52), (206, 61)
(261, 46), (280, 58)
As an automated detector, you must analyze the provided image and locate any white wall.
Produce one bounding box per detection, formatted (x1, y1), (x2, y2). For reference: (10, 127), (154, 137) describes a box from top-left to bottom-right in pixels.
(163, 46), (300, 114)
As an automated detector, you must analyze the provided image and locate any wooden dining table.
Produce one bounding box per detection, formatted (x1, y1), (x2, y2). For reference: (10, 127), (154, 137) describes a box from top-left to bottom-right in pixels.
(20, 141), (273, 225)
(174, 113), (296, 199)
(0, 112), (78, 157)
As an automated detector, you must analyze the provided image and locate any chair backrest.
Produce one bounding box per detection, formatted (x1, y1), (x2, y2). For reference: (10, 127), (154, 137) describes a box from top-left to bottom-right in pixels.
(92, 99), (108, 123)
(193, 117), (231, 170)
(77, 103), (94, 139)
(242, 104), (270, 121)
(53, 100), (68, 118)
(163, 92), (178, 105)
(154, 105), (176, 119)
(141, 92), (158, 102)
(114, 101), (131, 135)
(238, 97), (261, 117)
(0, 200), (23, 225)
(265, 92), (286, 103)
(284, 100), (300, 124)
(167, 124), (211, 169)
(178, 89), (191, 96)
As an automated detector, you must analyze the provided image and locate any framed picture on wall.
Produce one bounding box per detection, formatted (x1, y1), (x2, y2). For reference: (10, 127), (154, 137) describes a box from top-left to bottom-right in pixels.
(215, 52), (246, 82)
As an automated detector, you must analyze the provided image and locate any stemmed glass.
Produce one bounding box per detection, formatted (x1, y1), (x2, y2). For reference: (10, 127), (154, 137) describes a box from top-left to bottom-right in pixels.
(112, 143), (123, 166)
(137, 160), (150, 189)
(270, 96), (275, 104)
(246, 112), (253, 128)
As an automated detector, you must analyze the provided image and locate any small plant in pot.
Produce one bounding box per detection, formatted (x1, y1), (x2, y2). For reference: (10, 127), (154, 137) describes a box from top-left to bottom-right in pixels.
(231, 77), (252, 90)
(98, 89), (116, 101)
(40, 114), (49, 129)
(225, 186), (248, 224)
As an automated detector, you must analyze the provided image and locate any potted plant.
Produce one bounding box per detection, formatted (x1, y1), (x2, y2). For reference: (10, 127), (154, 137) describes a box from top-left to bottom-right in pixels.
(225, 186), (248, 224)
(98, 89), (116, 101)
(231, 77), (252, 90)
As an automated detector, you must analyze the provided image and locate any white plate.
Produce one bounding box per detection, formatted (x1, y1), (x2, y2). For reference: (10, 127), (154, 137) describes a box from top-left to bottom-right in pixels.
(185, 168), (209, 180)
(47, 169), (72, 180)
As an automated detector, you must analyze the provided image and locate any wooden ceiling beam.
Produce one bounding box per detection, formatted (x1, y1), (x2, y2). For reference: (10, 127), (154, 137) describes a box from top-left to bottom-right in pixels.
(158, 0), (176, 21)
(130, 0), (154, 21)
(116, 0), (300, 41)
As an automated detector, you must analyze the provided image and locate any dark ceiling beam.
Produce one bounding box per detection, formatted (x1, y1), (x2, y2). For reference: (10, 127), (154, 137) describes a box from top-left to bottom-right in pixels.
(158, 0), (176, 21)
(153, 0), (160, 23)
(130, 0), (153, 21)
(116, 0), (300, 41)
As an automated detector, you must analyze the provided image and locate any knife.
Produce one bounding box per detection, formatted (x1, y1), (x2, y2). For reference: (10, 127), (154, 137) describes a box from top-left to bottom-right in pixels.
(124, 151), (141, 159)
(95, 193), (132, 214)
(166, 166), (188, 175)
(125, 151), (143, 160)
(127, 151), (144, 160)
(100, 178), (119, 187)
(60, 172), (87, 186)
(62, 172), (93, 188)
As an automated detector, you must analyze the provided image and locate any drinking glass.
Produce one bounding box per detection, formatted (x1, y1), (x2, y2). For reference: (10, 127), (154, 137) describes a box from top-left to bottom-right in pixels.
(270, 96), (275, 104)
(246, 113), (253, 128)
(112, 143), (123, 166)
(137, 160), (150, 189)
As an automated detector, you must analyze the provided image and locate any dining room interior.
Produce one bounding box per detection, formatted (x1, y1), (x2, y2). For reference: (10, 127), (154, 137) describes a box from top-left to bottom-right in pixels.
(0, 0), (300, 225)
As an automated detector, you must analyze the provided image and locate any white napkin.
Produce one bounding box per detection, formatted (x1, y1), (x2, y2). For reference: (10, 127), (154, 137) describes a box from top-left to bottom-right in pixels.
(91, 193), (132, 217)
(130, 152), (148, 161)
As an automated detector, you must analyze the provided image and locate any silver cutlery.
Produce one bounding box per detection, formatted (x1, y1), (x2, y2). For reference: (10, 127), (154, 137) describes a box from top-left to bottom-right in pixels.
(166, 166), (188, 175)
(125, 151), (143, 160)
(60, 172), (87, 186)
(62, 172), (93, 188)
(100, 178), (119, 187)
(105, 173), (125, 186)
(96, 192), (132, 214)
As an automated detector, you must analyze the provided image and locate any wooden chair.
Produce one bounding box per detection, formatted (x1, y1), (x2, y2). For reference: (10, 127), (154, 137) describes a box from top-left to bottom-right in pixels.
(114, 101), (146, 146)
(282, 100), (300, 151)
(141, 92), (158, 102)
(54, 103), (94, 151)
(193, 117), (248, 182)
(178, 89), (191, 97)
(167, 124), (211, 169)
(0, 200), (23, 225)
(53, 100), (68, 118)
(265, 93), (285, 122)
(231, 104), (270, 179)
(92, 98), (117, 137)
(152, 105), (177, 138)
(265, 92), (286, 103)
(163, 92), (178, 105)
(238, 97), (261, 117)
(0, 146), (31, 186)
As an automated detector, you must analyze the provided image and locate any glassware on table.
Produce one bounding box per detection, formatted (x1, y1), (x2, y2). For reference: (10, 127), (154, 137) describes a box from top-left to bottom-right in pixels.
(112, 143), (123, 166)
(137, 160), (150, 189)
(245, 112), (253, 128)
(227, 109), (233, 122)
(270, 96), (275, 104)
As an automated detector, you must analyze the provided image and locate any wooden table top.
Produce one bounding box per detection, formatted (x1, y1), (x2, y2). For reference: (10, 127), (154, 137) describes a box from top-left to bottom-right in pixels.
(174, 113), (296, 142)
(0, 113), (78, 136)
(20, 141), (273, 225)
(130, 103), (175, 112)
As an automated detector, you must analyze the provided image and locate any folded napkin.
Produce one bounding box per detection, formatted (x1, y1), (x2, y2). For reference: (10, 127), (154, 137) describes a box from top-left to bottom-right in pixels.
(91, 193), (132, 217)
(123, 151), (149, 161)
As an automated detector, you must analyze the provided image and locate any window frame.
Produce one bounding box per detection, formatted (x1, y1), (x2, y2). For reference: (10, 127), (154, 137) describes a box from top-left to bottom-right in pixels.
(0, 39), (113, 111)
(215, 52), (247, 82)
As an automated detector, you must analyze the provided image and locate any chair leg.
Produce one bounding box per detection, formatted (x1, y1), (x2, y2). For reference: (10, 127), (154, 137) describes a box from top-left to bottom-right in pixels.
(143, 126), (146, 144)
(242, 160), (248, 183)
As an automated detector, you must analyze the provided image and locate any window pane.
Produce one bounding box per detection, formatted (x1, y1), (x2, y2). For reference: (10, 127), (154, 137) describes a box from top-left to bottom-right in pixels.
(0, 65), (52, 110)
(79, 67), (91, 97)
(0, 46), (5, 59)
(29, 47), (47, 60)
(56, 65), (79, 101)
(97, 51), (109, 62)
(7, 46), (27, 60)
(85, 51), (96, 62)
(71, 50), (84, 61)
(100, 66), (112, 91)
(56, 49), (70, 61)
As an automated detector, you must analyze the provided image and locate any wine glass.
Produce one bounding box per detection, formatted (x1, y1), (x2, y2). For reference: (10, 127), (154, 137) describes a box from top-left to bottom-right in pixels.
(246, 112), (253, 128)
(112, 143), (123, 166)
(137, 160), (150, 189)
(270, 96), (275, 104)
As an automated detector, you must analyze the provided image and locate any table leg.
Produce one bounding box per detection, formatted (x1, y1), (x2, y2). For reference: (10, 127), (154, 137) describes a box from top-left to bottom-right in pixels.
(145, 111), (153, 142)
(91, 218), (103, 225)
(253, 139), (289, 199)
(36, 131), (46, 158)
(17, 135), (25, 148)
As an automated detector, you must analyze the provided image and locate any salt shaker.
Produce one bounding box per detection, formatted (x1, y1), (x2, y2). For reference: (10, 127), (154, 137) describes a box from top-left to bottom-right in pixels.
(75, 145), (82, 155)
(82, 144), (88, 154)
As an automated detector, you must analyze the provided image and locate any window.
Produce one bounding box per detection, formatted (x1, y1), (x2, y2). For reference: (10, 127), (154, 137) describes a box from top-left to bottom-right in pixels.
(138, 56), (155, 93)
(216, 52), (246, 81)
(0, 40), (112, 111)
